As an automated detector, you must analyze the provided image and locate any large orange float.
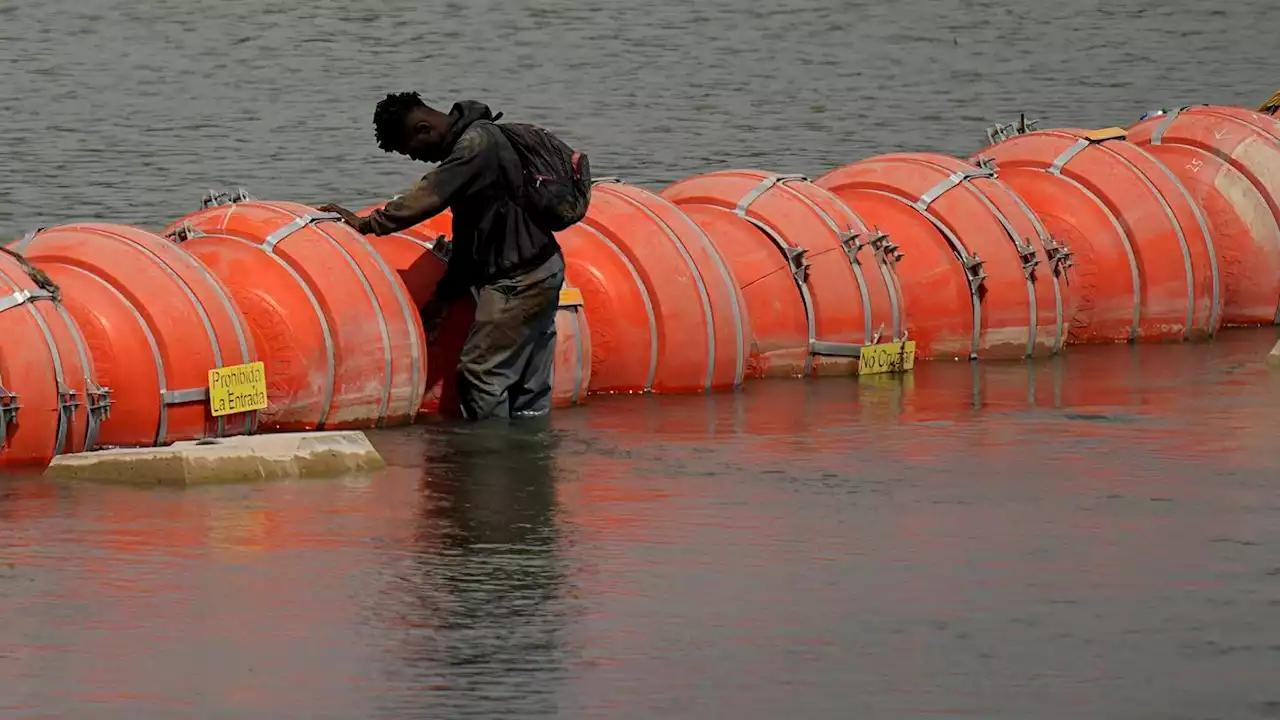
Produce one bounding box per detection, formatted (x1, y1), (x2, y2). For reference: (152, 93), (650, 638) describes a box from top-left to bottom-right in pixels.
(975, 127), (1219, 342)
(358, 224), (591, 415)
(17, 224), (256, 448)
(663, 170), (903, 376)
(1128, 106), (1280, 324)
(817, 154), (1066, 360)
(562, 180), (747, 393)
(0, 249), (104, 466)
(164, 199), (425, 429)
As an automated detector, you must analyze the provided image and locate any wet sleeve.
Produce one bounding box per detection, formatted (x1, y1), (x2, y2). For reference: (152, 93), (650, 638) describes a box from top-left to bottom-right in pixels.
(358, 128), (499, 236)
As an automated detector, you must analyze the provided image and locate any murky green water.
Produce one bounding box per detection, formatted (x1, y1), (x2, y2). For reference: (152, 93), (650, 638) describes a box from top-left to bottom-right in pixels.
(4, 0), (1280, 716)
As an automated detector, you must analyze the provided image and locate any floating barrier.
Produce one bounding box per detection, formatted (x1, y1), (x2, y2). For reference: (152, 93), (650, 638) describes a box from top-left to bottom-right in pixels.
(164, 200), (426, 430)
(18, 224), (254, 448)
(565, 180), (746, 393)
(1127, 106), (1280, 325)
(356, 222), (591, 415)
(974, 127), (1219, 342)
(817, 153), (1065, 360)
(6, 100), (1280, 470)
(0, 248), (104, 466)
(663, 170), (903, 376)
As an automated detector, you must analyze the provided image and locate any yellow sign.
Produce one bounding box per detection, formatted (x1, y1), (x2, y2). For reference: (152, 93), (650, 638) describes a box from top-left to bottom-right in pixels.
(208, 361), (268, 417)
(559, 287), (584, 307)
(857, 340), (916, 376)
(1084, 126), (1127, 142)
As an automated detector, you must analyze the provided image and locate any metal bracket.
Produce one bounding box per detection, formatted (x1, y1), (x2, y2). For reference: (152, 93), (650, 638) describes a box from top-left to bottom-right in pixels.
(784, 245), (810, 284)
(1015, 238), (1040, 279)
(871, 324), (885, 346)
(165, 221), (204, 243)
(201, 187), (255, 209)
(839, 232), (862, 265)
(592, 177), (622, 185)
(985, 113), (1040, 145)
(84, 382), (112, 451)
(55, 383), (82, 455)
(962, 254), (987, 293)
(1042, 236), (1075, 275)
(867, 231), (903, 263)
(0, 384), (20, 448)
(973, 155), (997, 172)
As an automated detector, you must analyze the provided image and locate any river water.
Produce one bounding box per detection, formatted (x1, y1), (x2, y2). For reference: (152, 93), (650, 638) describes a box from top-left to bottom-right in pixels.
(3, 0), (1280, 717)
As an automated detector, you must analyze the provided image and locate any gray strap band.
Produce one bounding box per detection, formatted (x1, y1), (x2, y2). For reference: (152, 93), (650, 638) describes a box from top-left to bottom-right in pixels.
(809, 341), (863, 357)
(0, 288), (52, 314)
(1148, 106), (1188, 146)
(1048, 139), (1090, 175)
(914, 166), (996, 211)
(163, 387), (210, 405)
(263, 212), (342, 251)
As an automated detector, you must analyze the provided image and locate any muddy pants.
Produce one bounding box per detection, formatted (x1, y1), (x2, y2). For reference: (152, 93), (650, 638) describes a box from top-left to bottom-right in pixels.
(456, 252), (565, 421)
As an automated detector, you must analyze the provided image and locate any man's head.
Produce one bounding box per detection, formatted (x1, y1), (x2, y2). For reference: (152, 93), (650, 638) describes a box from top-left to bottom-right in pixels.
(373, 91), (452, 163)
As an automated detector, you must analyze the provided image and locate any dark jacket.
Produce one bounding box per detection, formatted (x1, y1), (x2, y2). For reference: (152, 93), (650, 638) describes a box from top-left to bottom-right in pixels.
(358, 101), (561, 304)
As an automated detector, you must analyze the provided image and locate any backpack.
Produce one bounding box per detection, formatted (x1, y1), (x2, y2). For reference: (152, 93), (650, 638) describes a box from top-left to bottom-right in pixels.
(494, 122), (592, 232)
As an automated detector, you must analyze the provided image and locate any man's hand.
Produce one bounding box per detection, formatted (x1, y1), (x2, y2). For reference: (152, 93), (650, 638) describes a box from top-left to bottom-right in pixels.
(420, 297), (447, 343)
(317, 203), (365, 233)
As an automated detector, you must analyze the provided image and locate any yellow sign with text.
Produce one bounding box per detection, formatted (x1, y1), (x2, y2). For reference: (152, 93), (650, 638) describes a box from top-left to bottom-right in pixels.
(857, 340), (917, 376)
(208, 361), (268, 417)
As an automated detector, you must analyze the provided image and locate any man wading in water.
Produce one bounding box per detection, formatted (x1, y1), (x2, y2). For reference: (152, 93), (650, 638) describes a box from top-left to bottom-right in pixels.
(321, 93), (591, 421)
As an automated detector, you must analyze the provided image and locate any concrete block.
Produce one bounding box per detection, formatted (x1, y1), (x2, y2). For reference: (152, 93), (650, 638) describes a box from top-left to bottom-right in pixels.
(1269, 341), (1280, 368)
(44, 431), (386, 486)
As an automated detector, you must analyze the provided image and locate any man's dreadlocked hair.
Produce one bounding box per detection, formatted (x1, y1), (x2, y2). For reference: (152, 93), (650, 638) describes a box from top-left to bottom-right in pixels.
(373, 91), (431, 152)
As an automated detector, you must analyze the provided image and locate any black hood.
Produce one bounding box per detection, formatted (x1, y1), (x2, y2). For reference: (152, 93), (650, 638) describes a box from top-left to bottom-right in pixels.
(438, 100), (500, 157)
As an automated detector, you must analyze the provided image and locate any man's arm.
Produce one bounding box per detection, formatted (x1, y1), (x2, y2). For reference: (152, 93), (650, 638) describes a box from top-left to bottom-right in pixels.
(358, 127), (498, 236)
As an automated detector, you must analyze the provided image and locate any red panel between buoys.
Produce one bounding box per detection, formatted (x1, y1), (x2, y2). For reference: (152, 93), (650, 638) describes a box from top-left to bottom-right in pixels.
(663, 170), (901, 376)
(19, 224), (256, 448)
(362, 228), (590, 416)
(164, 201), (425, 429)
(1128, 106), (1280, 324)
(568, 181), (746, 393)
(818, 153), (1065, 360)
(0, 250), (99, 466)
(975, 128), (1218, 342)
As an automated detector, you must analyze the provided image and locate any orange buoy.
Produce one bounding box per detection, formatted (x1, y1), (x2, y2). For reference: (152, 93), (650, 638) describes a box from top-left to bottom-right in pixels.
(1128, 106), (1280, 324)
(975, 127), (1219, 342)
(566, 180), (747, 393)
(17, 224), (255, 448)
(0, 247), (106, 466)
(663, 171), (903, 376)
(661, 203), (808, 377)
(360, 227), (590, 415)
(163, 199), (425, 429)
(816, 154), (1063, 360)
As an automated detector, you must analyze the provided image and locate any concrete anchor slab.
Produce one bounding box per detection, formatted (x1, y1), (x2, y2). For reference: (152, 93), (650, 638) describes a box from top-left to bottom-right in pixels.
(44, 431), (386, 486)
